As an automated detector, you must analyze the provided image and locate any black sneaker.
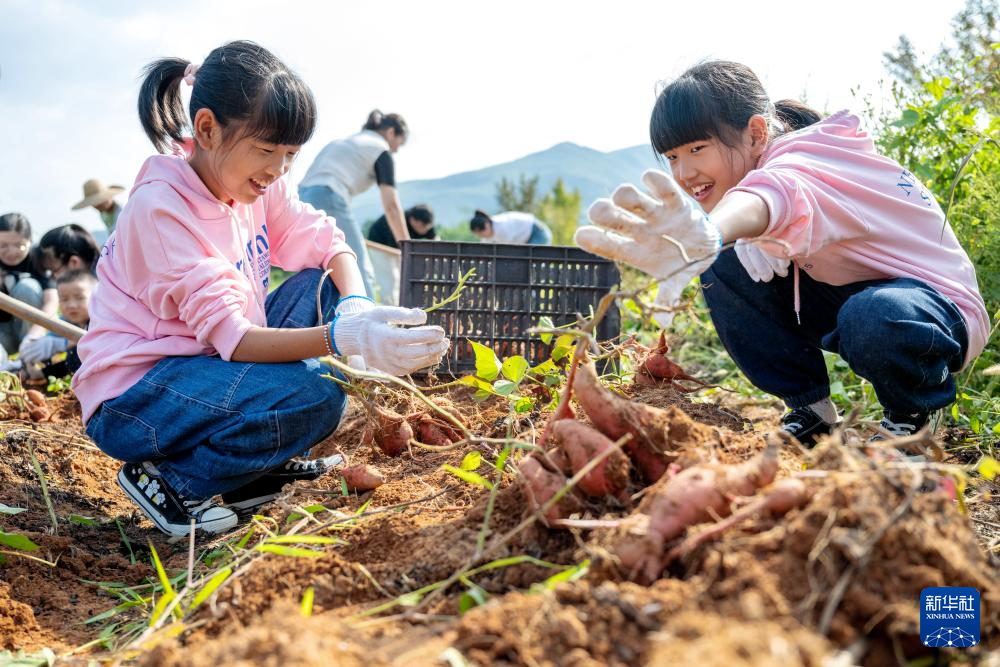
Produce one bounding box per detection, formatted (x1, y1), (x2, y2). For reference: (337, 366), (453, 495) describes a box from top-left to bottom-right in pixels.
(870, 411), (930, 441)
(117, 462), (238, 537)
(221, 455), (344, 516)
(780, 406), (835, 446)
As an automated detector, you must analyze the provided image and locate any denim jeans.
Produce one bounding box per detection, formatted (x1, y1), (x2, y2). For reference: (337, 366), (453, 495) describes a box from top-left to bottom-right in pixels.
(700, 248), (968, 416)
(527, 221), (553, 245)
(85, 269), (346, 501)
(298, 184), (375, 298)
(0, 277), (44, 354)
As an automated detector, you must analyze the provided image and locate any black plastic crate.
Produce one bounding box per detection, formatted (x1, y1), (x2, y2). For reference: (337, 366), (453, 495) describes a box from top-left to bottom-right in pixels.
(399, 240), (621, 375)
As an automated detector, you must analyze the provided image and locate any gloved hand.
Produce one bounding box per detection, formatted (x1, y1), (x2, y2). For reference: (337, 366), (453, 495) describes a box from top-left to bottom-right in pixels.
(574, 169), (721, 327)
(331, 306), (449, 376)
(734, 239), (790, 282)
(19, 335), (69, 364)
(335, 295), (377, 372)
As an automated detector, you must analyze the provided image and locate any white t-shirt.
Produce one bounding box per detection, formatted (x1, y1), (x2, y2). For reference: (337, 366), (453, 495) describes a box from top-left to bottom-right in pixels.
(487, 211), (538, 244)
(299, 130), (391, 200)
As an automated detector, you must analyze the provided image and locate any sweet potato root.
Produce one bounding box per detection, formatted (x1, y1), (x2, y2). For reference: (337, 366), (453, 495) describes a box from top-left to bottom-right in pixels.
(25, 389), (49, 422)
(362, 405), (413, 457)
(550, 420), (630, 499)
(341, 464), (385, 492)
(611, 438), (780, 583)
(518, 456), (583, 527)
(636, 332), (714, 392)
(573, 361), (713, 482)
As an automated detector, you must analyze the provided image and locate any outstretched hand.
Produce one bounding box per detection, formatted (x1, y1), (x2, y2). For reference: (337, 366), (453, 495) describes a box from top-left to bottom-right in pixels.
(332, 306), (449, 377)
(574, 169), (720, 327)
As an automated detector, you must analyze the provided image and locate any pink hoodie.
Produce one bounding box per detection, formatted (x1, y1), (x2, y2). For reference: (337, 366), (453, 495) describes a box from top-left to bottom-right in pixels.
(730, 110), (989, 367)
(72, 149), (356, 423)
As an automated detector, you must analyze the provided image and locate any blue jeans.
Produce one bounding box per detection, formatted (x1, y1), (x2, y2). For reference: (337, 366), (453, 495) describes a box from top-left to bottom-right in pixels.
(298, 184), (374, 298)
(85, 269), (346, 501)
(527, 221), (553, 245)
(700, 249), (968, 415)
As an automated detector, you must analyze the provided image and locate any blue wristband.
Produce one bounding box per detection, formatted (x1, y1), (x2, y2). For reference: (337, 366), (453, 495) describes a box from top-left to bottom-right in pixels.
(328, 315), (342, 355)
(336, 295), (374, 307)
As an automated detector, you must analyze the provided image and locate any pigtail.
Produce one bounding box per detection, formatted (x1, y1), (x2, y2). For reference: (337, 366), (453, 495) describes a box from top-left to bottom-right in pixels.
(773, 99), (823, 131)
(138, 58), (191, 154)
(363, 109), (384, 131)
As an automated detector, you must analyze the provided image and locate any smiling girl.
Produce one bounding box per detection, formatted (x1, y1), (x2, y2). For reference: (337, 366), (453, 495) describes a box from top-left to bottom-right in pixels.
(577, 60), (988, 448)
(74, 41), (449, 536)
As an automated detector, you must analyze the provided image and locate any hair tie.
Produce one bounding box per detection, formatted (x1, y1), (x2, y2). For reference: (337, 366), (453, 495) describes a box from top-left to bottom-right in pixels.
(183, 63), (201, 87)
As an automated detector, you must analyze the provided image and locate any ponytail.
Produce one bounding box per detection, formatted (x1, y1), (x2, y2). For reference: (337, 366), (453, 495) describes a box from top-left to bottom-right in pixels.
(362, 109), (408, 137)
(773, 99), (823, 131)
(138, 58), (191, 154)
(469, 210), (492, 232)
(137, 41), (316, 155)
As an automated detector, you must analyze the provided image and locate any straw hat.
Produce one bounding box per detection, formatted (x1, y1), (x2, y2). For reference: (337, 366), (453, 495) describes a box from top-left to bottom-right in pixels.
(71, 179), (125, 210)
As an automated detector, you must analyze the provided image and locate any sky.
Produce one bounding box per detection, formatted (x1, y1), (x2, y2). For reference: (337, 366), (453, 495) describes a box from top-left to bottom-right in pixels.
(0, 0), (965, 237)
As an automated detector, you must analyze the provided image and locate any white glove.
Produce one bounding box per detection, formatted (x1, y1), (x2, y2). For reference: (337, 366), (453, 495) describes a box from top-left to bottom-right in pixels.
(331, 306), (449, 377)
(734, 239), (790, 282)
(575, 169), (721, 327)
(19, 336), (69, 364)
(335, 295), (376, 372)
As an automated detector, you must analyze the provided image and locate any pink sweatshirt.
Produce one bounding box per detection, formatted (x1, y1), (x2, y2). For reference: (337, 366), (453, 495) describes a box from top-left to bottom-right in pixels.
(731, 110), (989, 367)
(72, 149), (356, 423)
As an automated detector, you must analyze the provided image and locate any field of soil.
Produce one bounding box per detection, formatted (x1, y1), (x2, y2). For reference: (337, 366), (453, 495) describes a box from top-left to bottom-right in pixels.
(1, 376), (998, 666)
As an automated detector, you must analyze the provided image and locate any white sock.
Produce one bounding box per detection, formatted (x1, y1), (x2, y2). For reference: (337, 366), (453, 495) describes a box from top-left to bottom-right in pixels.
(808, 397), (839, 424)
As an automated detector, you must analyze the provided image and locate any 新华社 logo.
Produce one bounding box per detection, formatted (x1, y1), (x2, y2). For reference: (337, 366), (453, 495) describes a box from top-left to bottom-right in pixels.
(920, 587), (980, 647)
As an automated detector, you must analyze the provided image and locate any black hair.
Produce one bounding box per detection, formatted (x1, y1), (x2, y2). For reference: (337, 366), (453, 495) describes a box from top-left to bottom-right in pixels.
(362, 109), (408, 138)
(38, 224), (100, 270)
(650, 61), (823, 155)
(406, 204), (434, 226)
(469, 209), (492, 233)
(56, 269), (98, 288)
(138, 40), (317, 154)
(0, 212), (32, 239)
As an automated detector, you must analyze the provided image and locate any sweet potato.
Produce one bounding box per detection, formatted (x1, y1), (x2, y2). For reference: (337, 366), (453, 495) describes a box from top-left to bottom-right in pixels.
(362, 405), (413, 457)
(611, 438), (779, 583)
(341, 464), (385, 492)
(550, 419), (630, 499)
(637, 332), (714, 391)
(574, 361), (712, 482)
(518, 456), (583, 527)
(416, 415), (463, 446)
(25, 389), (49, 422)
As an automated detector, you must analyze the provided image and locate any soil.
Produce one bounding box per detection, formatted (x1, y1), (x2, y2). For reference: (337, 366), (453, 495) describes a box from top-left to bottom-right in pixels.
(1, 377), (997, 666)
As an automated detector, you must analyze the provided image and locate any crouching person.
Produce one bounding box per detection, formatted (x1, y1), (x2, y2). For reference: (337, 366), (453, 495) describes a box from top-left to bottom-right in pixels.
(73, 41), (449, 536)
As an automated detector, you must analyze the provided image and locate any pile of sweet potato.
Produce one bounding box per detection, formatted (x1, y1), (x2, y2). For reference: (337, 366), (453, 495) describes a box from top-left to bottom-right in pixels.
(517, 342), (810, 584)
(361, 396), (468, 456)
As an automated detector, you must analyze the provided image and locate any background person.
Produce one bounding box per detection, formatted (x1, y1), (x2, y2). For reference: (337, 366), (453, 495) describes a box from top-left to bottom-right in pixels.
(299, 110), (410, 297)
(469, 209), (552, 245)
(71, 179), (125, 234)
(0, 213), (58, 365)
(21, 269), (97, 377)
(367, 203), (436, 250)
(36, 223), (101, 278)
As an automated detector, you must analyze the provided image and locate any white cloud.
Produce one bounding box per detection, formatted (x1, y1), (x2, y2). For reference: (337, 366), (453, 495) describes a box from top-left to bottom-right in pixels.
(0, 0), (965, 235)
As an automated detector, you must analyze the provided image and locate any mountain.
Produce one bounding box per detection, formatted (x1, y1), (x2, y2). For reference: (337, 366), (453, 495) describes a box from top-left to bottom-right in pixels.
(350, 142), (660, 228)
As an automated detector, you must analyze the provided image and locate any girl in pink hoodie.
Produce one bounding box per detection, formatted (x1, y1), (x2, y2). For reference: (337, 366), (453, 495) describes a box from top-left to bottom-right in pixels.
(577, 61), (988, 448)
(74, 41), (449, 536)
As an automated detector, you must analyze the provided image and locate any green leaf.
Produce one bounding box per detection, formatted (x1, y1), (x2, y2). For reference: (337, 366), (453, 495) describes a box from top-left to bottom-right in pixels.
(286, 504), (328, 524)
(188, 568), (232, 612)
(514, 396), (534, 413)
(537, 316), (554, 344)
(534, 559), (591, 591)
(300, 586), (315, 617)
(494, 445), (511, 473)
(254, 544), (326, 558)
(234, 526), (256, 550)
(67, 514), (99, 526)
(971, 415), (982, 434)
(460, 451), (482, 471)
(149, 590), (176, 627)
(978, 456), (1000, 481)
(0, 530), (40, 552)
(0, 504), (27, 516)
(458, 586), (489, 614)
(340, 477), (349, 497)
(492, 379), (517, 396)
(397, 591), (423, 607)
(0, 648), (57, 667)
(459, 375), (496, 396)
(264, 535), (343, 545)
(470, 340), (501, 381)
(442, 465), (494, 490)
(501, 356), (530, 383)
(893, 108), (921, 127)
(530, 359), (558, 376)
(951, 403), (961, 421)
(149, 543), (174, 597)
